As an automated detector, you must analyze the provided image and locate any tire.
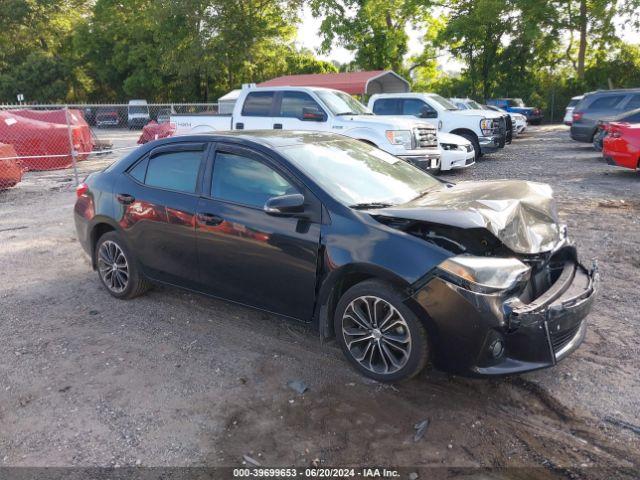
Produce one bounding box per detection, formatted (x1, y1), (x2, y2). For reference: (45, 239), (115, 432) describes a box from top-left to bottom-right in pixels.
(456, 132), (481, 161)
(334, 279), (429, 382)
(95, 231), (151, 299)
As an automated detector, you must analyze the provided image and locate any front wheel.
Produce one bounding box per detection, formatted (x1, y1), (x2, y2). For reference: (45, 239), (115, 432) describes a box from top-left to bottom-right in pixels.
(95, 231), (151, 299)
(334, 279), (429, 382)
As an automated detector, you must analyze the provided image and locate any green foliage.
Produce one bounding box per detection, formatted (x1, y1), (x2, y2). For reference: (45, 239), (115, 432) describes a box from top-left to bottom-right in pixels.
(0, 0), (638, 109)
(0, 0), (336, 102)
(310, 0), (428, 75)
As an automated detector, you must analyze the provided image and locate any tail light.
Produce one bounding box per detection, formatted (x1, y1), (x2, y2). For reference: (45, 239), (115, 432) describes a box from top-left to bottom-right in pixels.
(573, 112), (583, 122)
(611, 131), (621, 138)
(76, 182), (89, 198)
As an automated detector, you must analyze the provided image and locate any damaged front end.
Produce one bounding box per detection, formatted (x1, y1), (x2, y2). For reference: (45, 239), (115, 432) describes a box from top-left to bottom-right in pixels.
(372, 181), (598, 376)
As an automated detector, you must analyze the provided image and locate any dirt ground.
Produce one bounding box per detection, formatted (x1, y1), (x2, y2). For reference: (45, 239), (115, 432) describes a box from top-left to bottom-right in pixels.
(1, 126), (639, 478)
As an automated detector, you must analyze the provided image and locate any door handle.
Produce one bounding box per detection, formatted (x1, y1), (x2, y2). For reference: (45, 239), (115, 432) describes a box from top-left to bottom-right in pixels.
(197, 212), (224, 226)
(273, 123), (283, 129)
(235, 122), (244, 130)
(117, 193), (135, 205)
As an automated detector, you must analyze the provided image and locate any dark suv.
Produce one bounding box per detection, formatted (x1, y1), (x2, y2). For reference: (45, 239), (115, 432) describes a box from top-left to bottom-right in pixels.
(570, 89), (640, 142)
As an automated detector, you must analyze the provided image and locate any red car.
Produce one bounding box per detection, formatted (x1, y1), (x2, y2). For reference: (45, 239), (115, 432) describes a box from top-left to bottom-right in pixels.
(603, 122), (640, 171)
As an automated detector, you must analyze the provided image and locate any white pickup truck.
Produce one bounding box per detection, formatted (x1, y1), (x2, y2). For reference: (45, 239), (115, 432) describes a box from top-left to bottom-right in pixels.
(368, 93), (506, 160)
(172, 86), (443, 172)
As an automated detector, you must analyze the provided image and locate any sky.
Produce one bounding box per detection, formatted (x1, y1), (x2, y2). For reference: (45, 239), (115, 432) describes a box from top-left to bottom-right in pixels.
(295, 5), (640, 75)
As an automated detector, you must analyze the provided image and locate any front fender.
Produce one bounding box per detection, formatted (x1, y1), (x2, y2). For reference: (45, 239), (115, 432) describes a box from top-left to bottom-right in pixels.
(339, 126), (385, 148)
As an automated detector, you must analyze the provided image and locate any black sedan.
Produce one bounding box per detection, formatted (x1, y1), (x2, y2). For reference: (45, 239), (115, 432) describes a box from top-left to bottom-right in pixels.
(74, 131), (597, 381)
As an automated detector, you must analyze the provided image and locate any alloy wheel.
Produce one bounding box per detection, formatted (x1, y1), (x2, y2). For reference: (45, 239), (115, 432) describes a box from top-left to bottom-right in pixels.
(97, 240), (129, 293)
(341, 296), (412, 375)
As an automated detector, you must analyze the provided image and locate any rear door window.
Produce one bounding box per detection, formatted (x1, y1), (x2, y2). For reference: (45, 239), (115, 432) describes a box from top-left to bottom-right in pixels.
(588, 95), (625, 110)
(372, 98), (400, 115)
(625, 95), (640, 110)
(241, 92), (275, 117)
(624, 111), (640, 122)
(144, 151), (203, 193)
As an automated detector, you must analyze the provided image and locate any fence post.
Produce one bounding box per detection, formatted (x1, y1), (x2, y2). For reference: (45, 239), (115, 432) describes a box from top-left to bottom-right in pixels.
(64, 106), (80, 186)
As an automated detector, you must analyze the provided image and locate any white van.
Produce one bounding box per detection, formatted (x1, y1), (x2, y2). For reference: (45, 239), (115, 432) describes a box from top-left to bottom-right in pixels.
(127, 100), (150, 129)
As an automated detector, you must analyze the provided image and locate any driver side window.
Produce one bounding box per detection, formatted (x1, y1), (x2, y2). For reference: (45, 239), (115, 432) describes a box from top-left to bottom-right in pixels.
(211, 152), (298, 208)
(402, 99), (436, 117)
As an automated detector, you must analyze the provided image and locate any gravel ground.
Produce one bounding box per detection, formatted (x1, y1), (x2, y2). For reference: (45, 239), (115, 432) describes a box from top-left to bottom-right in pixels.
(0, 126), (639, 478)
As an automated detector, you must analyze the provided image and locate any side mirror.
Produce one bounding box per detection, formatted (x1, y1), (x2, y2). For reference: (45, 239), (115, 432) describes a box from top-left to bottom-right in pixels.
(420, 106), (437, 119)
(264, 194), (306, 216)
(302, 107), (326, 122)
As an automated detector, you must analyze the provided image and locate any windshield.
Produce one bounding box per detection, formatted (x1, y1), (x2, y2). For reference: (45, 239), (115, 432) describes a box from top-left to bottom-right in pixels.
(429, 94), (458, 110)
(281, 138), (441, 207)
(467, 100), (483, 109)
(508, 98), (525, 107)
(316, 90), (371, 115)
(129, 106), (149, 114)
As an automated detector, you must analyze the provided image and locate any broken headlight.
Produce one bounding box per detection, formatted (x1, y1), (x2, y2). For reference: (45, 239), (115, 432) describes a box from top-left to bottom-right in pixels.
(440, 143), (462, 151)
(438, 255), (530, 291)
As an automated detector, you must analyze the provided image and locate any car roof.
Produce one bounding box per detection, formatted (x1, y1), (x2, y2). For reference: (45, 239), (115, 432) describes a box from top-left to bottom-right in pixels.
(161, 130), (352, 149)
(247, 86), (347, 95)
(109, 131), (358, 174)
(586, 88), (640, 97)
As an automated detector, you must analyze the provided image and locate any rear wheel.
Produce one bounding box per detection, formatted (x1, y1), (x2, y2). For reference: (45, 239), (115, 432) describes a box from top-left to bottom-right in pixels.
(334, 279), (429, 382)
(95, 231), (150, 299)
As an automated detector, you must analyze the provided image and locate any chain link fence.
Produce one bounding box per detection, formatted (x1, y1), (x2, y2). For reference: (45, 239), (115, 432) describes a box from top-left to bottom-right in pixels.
(0, 103), (217, 190)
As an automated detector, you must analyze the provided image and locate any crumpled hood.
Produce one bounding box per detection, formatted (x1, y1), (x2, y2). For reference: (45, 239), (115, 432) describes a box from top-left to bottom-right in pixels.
(377, 180), (561, 254)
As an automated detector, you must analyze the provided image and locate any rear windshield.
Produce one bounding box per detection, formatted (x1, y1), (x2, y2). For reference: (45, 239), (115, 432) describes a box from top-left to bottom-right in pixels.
(567, 98), (581, 108)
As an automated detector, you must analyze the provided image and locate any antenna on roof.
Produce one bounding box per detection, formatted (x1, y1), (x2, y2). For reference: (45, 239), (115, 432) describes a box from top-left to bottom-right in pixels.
(242, 83), (256, 90)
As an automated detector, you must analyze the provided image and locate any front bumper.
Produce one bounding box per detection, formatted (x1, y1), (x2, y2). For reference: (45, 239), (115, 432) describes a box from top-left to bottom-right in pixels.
(440, 147), (475, 171)
(570, 124), (595, 142)
(399, 153), (441, 172)
(478, 135), (502, 154)
(409, 248), (598, 376)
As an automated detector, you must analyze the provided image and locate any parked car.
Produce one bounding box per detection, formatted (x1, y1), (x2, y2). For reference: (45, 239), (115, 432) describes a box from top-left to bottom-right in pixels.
(487, 98), (543, 125)
(81, 107), (97, 126)
(570, 89), (640, 142)
(128, 100), (151, 129)
(172, 86), (442, 172)
(367, 93), (506, 161)
(593, 108), (640, 151)
(74, 131), (597, 381)
(436, 132), (475, 171)
(96, 107), (121, 128)
(563, 95), (584, 126)
(449, 97), (514, 143)
(484, 104), (527, 136)
(602, 121), (640, 171)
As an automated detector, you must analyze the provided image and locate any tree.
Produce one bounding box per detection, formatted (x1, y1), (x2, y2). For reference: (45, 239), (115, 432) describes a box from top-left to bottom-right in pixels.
(0, 0), (91, 102)
(309, 0), (428, 74)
